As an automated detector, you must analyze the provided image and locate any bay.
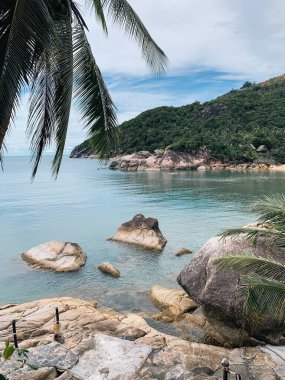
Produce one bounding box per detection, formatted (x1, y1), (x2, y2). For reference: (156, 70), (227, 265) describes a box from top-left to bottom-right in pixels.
(0, 156), (284, 312)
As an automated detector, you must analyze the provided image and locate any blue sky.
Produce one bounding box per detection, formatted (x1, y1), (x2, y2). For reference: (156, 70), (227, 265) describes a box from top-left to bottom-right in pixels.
(6, 0), (285, 155)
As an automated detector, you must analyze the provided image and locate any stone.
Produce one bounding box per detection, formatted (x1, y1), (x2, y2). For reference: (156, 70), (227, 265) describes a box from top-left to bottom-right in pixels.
(67, 334), (152, 380)
(109, 214), (167, 252)
(97, 262), (120, 278)
(21, 241), (86, 272)
(178, 234), (285, 340)
(154, 149), (164, 156)
(197, 165), (208, 171)
(7, 367), (57, 380)
(149, 285), (197, 321)
(175, 248), (193, 256)
(27, 342), (78, 371)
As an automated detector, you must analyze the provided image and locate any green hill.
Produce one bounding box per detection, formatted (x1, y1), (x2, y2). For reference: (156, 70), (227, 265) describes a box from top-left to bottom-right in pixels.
(71, 75), (285, 163)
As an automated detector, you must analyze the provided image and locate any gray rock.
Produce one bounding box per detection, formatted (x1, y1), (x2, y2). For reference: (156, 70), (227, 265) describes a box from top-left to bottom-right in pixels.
(7, 367), (57, 380)
(97, 262), (120, 278)
(109, 214), (167, 252)
(177, 235), (285, 339)
(68, 334), (152, 379)
(27, 343), (78, 371)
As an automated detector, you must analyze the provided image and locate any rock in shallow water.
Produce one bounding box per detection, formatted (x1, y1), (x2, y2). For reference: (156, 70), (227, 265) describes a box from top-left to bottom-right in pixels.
(98, 262), (120, 278)
(21, 241), (86, 272)
(175, 247), (193, 256)
(149, 285), (197, 321)
(108, 214), (167, 252)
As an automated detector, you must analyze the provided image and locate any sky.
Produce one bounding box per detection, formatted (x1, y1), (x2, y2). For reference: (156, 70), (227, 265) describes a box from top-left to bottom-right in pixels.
(6, 0), (285, 155)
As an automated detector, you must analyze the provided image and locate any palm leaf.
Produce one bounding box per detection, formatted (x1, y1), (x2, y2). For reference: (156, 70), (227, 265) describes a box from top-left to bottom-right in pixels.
(101, 0), (168, 73)
(251, 194), (285, 226)
(215, 254), (285, 283)
(73, 22), (118, 158)
(51, 9), (74, 177)
(86, 0), (108, 33)
(0, 0), (55, 155)
(27, 53), (55, 178)
(240, 274), (285, 323)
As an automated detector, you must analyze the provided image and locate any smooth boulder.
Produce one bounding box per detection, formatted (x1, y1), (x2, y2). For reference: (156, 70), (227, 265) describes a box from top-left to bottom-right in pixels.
(98, 262), (120, 278)
(149, 285), (197, 321)
(177, 235), (285, 340)
(21, 241), (86, 272)
(109, 214), (167, 252)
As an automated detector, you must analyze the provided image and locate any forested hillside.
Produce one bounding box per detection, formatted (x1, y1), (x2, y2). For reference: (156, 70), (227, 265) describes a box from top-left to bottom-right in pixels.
(71, 76), (285, 163)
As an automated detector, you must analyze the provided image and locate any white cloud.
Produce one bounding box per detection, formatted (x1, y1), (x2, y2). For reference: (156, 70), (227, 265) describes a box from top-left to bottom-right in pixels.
(7, 0), (285, 154)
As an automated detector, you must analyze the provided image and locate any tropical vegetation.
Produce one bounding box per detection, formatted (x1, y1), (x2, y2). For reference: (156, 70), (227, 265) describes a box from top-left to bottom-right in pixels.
(0, 0), (167, 176)
(74, 75), (285, 164)
(216, 194), (285, 324)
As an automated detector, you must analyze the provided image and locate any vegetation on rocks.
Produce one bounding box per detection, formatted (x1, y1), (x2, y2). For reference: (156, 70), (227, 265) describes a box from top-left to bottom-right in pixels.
(73, 75), (285, 164)
(216, 194), (285, 325)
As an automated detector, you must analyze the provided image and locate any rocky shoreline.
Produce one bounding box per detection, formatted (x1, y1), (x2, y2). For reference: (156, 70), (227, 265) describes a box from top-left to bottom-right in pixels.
(70, 147), (285, 172)
(1, 297), (285, 379)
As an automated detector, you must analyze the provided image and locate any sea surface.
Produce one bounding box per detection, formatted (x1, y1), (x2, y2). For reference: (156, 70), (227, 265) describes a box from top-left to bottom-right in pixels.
(0, 156), (284, 313)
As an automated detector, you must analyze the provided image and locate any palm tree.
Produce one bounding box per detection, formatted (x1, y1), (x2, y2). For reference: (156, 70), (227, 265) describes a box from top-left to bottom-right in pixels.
(0, 0), (167, 177)
(215, 194), (285, 324)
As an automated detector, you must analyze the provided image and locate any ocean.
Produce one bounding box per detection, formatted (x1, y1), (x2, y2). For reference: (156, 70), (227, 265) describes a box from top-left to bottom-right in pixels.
(0, 156), (284, 312)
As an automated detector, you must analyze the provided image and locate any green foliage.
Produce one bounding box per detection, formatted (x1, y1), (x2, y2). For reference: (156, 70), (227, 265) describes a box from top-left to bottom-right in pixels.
(215, 194), (285, 324)
(74, 75), (285, 164)
(0, 0), (167, 177)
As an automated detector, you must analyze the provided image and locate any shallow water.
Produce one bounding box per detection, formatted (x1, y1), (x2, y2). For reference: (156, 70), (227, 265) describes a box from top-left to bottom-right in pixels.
(0, 157), (284, 312)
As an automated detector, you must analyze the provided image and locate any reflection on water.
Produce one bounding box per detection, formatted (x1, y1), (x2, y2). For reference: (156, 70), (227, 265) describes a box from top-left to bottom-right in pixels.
(0, 157), (284, 312)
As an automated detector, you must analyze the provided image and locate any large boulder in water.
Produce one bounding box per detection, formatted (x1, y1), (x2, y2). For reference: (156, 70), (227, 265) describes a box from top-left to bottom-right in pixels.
(109, 214), (167, 252)
(177, 235), (285, 341)
(21, 241), (86, 272)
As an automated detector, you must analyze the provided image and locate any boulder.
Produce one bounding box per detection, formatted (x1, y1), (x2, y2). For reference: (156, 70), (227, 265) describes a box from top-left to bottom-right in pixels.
(98, 262), (120, 278)
(197, 165), (208, 171)
(175, 248), (193, 256)
(21, 241), (86, 272)
(177, 235), (285, 340)
(154, 149), (164, 157)
(108, 214), (167, 252)
(149, 285), (197, 321)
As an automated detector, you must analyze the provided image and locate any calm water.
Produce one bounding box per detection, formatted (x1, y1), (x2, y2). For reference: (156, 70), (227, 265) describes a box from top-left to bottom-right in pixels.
(0, 156), (284, 312)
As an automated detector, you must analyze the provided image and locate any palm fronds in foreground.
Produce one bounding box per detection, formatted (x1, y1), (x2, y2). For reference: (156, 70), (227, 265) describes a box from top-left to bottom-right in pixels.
(215, 194), (285, 324)
(0, 0), (168, 177)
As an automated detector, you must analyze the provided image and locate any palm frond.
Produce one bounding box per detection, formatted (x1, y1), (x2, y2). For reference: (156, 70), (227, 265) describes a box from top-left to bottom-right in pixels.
(51, 10), (74, 177)
(240, 274), (285, 323)
(0, 0), (54, 155)
(86, 0), (108, 33)
(27, 53), (55, 178)
(251, 194), (285, 226)
(215, 254), (285, 283)
(73, 22), (118, 158)
(102, 0), (168, 73)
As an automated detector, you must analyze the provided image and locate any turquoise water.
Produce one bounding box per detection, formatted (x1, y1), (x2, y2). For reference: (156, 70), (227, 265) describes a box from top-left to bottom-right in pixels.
(0, 156), (284, 312)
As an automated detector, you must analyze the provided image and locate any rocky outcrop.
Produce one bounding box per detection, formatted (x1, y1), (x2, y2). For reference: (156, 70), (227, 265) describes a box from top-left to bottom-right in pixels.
(175, 248), (193, 256)
(108, 214), (167, 252)
(1, 297), (285, 379)
(149, 285), (197, 321)
(109, 148), (214, 171)
(98, 262), (120, 278)
(21, 241), (86, 272)
(177, 235), (285, 342)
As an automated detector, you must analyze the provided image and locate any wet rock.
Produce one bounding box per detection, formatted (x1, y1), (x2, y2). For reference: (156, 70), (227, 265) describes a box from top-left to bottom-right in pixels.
(21, 241), (86, 272)
(175, 248), (193, 256)
(98, 262), (120, 278)
(149, 285), (197, 321)
(109, 214), (167, 252)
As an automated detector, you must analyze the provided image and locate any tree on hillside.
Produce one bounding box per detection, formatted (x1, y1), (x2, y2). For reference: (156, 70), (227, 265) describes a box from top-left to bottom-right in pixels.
(215, 194), (285, 324)
(0, 0), (167, 177)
